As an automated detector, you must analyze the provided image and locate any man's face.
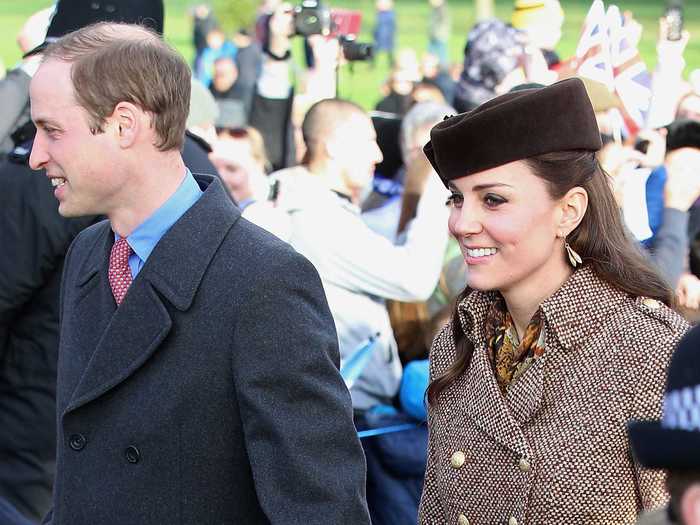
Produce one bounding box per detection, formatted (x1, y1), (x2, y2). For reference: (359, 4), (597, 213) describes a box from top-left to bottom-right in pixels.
(213, 58), (237, 91)
(329, 113), (383, 196)
(29, 58), (123, 217)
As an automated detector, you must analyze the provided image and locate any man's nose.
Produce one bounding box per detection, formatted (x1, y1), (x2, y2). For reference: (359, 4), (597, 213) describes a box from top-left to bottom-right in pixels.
(28, 133), (48, 171)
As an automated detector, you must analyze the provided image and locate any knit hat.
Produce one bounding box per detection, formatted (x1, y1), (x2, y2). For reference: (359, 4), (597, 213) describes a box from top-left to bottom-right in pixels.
(629, 324), (700, 469)
(424, 78), (602, 186)
(455, 19), (526, 110)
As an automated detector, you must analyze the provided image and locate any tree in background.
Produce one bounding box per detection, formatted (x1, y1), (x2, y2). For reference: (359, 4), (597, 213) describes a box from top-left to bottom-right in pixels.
(213, 0), (258, 34)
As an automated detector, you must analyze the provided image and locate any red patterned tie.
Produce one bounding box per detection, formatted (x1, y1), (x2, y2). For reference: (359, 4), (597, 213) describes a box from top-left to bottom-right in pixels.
(109, 237), (133, 306)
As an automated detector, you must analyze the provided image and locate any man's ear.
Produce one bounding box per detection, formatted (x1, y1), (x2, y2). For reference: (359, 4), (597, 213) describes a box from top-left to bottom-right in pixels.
(324, 136), (340, 160)
(110, 101), (141, 148)
(681, 483), (700, 525)
(557, 186), (588, 237)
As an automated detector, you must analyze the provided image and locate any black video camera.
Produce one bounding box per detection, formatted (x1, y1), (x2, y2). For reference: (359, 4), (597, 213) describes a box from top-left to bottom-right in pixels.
(340, 35), (373, 62)
(292, 0), (373, 62)
(293, 0), (332, 37)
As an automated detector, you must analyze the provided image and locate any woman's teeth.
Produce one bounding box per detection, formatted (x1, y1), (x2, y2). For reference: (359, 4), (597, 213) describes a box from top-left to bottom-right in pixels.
(51, 178), (66, 187)
(467, 247), (497, 258)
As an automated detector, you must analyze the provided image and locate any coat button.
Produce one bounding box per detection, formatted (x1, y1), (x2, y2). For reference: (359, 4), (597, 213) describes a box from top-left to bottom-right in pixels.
(518, 457), (531, 472)
(457, 514), (470, 525)
(125, 445), (140, 464)
(69, 433), (87, 451)
(450, 451), (466, 469)
(642, 298), (661, 309)
(509, 517), (518, 525)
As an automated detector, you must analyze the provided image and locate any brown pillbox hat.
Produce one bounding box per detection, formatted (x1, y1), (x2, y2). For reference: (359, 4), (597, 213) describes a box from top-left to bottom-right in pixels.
(424, 78), (602, 186)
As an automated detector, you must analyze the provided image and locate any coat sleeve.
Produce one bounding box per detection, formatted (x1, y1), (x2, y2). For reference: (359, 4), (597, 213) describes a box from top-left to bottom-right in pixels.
(630, 328), (686, 509)
(230, 249), (371, 525)
(647, 207), (688, 288)
(297, 172), (449, 302)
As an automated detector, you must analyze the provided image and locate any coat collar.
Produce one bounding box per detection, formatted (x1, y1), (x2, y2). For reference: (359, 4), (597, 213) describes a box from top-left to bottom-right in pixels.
(65, 175), (240, 414)
(450, 266), (629, 453)
(458, 265), (628, 353)
(75, 175), (240, 311)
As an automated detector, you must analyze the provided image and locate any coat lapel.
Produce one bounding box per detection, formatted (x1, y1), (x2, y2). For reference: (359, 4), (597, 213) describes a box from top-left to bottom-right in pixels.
(505, 350), (545, 425)
(65, 176), (241, 414)
(60, 222), (117, 411)
(457, 293), (532, 459)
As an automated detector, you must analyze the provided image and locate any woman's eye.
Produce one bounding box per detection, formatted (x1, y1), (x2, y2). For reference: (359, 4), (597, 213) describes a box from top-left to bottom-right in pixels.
(446, 193), (464, 207)
(484, 193), (506, 208)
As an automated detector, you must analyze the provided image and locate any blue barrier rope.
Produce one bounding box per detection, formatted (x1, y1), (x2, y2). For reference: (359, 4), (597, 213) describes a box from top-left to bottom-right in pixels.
(357, 422), (422, 439)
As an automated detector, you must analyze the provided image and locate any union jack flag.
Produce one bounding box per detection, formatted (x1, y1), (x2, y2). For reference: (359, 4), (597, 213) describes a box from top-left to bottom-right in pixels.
(574, 0), (614, 90)
(607, 5), (652, 134)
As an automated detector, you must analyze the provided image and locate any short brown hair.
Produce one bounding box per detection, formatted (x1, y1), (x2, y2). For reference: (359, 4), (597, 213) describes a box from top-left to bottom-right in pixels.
(301, 98), (366, 163)
(43, 22), (190, 151)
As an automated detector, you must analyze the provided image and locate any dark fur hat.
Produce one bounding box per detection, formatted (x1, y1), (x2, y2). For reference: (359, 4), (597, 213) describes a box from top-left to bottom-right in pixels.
(424, 78), (602, 186)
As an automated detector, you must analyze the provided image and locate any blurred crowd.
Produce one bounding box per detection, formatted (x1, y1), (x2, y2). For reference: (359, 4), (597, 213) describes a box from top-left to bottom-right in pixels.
(0, 0), (699, 524)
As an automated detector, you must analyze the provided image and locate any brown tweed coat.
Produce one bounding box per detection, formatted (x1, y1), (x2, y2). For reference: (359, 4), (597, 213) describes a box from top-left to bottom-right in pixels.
(419, 266), (689, 525)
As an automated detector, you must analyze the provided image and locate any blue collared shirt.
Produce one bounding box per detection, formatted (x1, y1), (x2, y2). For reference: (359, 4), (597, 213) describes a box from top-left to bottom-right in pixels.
(115, 170), (203, 278)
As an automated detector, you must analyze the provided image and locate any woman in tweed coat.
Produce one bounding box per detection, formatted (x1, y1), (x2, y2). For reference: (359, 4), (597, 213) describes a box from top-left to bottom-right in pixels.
(419, 78), (690, 524)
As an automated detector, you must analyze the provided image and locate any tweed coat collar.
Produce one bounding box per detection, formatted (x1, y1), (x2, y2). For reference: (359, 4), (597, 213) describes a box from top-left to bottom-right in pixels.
(450, 266), (629, 457)
(457, 265), (628, 355)
(64, 175), (240, 414)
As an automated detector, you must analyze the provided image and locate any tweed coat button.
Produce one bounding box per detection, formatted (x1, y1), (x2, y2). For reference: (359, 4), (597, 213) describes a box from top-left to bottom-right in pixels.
(125, 445), (140, 464)
(69, 433), (87, 451)
(457, 514), (470, 525)
(518, 457), (531, 472)
(450, 451), (466, 469)
(509, 517), (518, 525)
(642, 298), (661, 309)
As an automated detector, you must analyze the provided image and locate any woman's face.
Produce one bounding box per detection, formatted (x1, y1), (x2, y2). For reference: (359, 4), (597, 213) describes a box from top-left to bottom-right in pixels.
(447, 160), (568, 295)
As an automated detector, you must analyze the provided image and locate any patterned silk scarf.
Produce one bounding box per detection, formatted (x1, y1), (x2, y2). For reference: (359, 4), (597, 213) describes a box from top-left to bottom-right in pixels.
(485, 295), (545, 393)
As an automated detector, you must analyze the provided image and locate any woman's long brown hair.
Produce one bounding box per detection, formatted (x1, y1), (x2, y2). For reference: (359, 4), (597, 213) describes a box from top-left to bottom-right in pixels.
(426, 150), (675, 404)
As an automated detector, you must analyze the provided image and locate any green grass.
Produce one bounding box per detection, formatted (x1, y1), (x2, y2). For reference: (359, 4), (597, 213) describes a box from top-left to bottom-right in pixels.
(1, 0), (698, 109)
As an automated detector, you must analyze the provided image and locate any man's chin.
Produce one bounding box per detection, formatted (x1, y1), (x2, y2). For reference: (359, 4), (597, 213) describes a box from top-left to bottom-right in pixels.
(57, 203), (81, 218)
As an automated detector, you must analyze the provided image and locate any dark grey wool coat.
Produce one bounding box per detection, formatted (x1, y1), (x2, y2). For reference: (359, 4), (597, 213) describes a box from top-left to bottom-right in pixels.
(42, 175), (370, 525)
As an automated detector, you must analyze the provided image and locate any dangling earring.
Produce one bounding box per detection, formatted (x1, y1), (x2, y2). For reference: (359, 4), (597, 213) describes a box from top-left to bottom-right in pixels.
(565, 241), (582, 268)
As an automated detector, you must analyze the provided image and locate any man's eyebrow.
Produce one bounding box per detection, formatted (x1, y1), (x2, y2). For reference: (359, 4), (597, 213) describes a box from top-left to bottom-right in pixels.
(33, 117), (62, 129)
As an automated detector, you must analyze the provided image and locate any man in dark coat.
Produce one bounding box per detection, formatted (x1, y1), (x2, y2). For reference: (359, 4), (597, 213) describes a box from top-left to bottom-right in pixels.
(29, 22), (369, 525)
(0, 3), (220, 520)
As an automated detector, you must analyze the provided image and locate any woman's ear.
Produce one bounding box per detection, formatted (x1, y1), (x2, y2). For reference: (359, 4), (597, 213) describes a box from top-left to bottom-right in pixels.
(557, 186), (588, 236)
